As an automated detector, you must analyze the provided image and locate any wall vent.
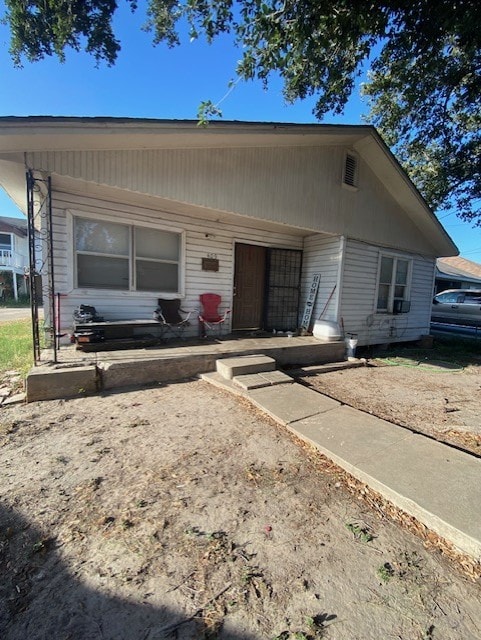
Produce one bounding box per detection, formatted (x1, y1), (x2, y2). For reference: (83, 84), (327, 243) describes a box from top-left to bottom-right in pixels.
(343, 153), (358, 187)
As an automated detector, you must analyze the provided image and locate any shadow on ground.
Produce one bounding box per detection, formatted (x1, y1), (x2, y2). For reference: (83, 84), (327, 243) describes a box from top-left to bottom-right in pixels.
(0, 502), (259, 640)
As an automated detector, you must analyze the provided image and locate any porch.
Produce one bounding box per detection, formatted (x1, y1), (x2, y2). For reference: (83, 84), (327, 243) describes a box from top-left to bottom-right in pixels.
(26, 333), (346, 402)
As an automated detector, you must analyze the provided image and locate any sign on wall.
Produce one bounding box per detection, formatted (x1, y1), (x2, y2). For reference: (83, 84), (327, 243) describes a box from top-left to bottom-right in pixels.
(202, 257), (219, 272)
(300, 273), (321, 331)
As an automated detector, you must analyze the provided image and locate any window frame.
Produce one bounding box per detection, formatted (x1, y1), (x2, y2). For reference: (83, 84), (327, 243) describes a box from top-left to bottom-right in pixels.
(73, 214), (184, 296)
(0, 232), (13, 252)
(375, 252), (412, 314)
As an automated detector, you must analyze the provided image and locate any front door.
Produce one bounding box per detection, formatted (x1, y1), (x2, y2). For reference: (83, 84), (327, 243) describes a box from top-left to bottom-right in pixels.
(232, 243), (267, 330)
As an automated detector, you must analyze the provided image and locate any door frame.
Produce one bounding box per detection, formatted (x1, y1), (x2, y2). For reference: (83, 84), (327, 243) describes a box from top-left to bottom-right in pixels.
(232, 240), (303, 332)
(232, 241), (268, 330)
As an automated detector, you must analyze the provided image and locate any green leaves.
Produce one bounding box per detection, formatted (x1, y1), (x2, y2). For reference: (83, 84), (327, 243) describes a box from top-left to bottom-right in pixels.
(3, 0), (480, 223)
(197, 100), (222, 126)
(364, 5), (481, 224)
(4, 0), (138, 66)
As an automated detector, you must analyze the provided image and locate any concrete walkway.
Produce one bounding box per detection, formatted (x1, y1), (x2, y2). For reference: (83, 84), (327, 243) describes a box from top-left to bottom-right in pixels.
(202, 370), (481, 563)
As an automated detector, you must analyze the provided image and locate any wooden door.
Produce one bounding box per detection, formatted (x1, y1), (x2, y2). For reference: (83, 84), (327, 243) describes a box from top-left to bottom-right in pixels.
(232, 243), (267, 330)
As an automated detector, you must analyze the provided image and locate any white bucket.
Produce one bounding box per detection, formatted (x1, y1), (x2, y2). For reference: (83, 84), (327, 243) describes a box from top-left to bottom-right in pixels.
(345, 333), (358, 359)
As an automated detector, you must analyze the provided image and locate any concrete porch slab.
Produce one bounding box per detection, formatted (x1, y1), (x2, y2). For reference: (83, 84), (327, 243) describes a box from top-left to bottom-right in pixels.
(27, 336), (346, 401)
(26, 365), (99, 402)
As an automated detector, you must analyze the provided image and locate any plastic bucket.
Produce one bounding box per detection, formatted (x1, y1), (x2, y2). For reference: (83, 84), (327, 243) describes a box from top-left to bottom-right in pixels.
(345, 333), (358, 359)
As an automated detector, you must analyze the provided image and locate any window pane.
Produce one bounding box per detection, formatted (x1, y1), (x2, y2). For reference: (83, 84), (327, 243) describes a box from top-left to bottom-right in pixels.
(377, 284), (390, 310)
(394, 285), (405, 299)
(136, 227), (179, 261)
(76, 218), (129, 256)
(77, 254), (129, 289)
(395, 259), (409, 285)
(437, 292), (460, 303)
(464, 293), (481, 304)
(136, 260), (178, 292)
(0, 233), (12, 250)
(379, 257), (393, 283)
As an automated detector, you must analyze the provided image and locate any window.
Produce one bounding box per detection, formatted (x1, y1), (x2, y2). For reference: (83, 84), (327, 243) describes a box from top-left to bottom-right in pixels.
(0, 233), (12, 252)
(75, 217), (181, 292)
(343, 152), (358, 188)
(464, 292), (481, 305)
(434, 291), (464, 304)
(376, 254), (411, 313)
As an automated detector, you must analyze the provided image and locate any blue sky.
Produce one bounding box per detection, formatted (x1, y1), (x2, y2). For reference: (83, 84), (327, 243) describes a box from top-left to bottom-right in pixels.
(0, 1), (479, 261)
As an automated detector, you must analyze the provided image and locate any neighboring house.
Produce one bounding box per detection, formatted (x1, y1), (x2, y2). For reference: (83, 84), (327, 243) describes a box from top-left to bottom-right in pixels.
(0, 215), (28, 300)
(435, 257), (481, 294)
(0, 117), (457, 346)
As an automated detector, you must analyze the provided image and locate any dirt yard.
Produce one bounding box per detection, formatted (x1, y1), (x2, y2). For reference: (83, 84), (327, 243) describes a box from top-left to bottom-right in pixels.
(298, 352), (481, 455)
(1, 376), (481, 640)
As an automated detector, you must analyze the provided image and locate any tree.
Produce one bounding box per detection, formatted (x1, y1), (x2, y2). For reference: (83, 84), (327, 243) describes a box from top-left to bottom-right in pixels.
(4, 0), (481, 225)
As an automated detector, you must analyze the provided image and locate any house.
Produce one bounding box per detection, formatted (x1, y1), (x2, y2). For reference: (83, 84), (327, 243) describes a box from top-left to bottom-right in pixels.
(435, 257), (481, 294)
(0, 214), (29, 300)
(0, 117), (457, 347)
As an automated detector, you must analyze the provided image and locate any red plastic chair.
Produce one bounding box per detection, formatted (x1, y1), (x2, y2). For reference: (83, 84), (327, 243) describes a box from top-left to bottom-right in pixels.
(198, 293), (231, 338)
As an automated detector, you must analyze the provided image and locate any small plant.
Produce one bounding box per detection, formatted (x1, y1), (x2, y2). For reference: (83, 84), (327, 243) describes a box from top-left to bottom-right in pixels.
(32, 540), (46, 553)
(273, 613), (335, 639)
(377, 562), (395, 582)
(32, 538), (53, 554)
(241, 565), (262, 585)
(345, 522), (374, 543)
(424, 625), (435, 639)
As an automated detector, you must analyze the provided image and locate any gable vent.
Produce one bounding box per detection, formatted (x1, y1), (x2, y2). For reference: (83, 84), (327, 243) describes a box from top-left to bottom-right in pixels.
(343, 153), (358, 187)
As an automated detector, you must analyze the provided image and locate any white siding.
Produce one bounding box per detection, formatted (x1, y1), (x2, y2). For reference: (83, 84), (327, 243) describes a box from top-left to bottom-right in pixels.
(51, 190), (303, 339)
(29, 147), (439, 255)
(300, 235), (342, 325)
(340, 239), (436, 345)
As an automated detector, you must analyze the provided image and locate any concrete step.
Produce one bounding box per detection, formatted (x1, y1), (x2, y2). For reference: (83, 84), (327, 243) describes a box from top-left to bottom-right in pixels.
(216, 354), (276, 380)
(291, 359), (367, 377)
(233, 370), (293, 390)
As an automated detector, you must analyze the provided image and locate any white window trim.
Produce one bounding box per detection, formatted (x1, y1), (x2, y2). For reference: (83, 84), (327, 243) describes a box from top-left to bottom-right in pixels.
(375, 252), (412, 314)
(68, 210), (185, 297)
(0, 232), (13, 251)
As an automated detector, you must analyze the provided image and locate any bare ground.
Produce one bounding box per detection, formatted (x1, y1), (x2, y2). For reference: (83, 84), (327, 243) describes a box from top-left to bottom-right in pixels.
(297, 354), (481, 455)
(1, 377), (481, 640)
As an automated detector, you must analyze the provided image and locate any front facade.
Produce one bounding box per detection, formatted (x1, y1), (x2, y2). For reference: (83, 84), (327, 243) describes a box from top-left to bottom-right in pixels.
(0, 118), (457, 346)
